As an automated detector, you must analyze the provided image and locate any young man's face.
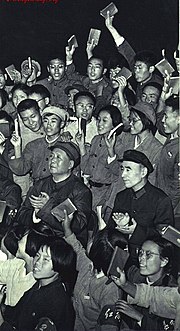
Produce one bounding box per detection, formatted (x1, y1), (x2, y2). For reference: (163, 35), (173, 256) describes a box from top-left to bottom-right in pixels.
(141, 86), (160, 107)
(49, 148), (73, 175)
(47, 59), (65, 81)
(20, 107), (42, 132)
(75, 95), (94, 121)
(29, 92), (49, 113)
(162, 106), (179, 134)
(0, 71), (6, 89)
(12, 89), (28, 108)
(42, 114), (61, 137)
(87, 58), (105, 81)
(121, 161), (146, 191)
(134, 61), (152, 83)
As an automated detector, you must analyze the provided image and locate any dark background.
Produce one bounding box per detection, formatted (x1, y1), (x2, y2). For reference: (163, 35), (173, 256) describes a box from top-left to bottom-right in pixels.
(0, 0), (178, 78)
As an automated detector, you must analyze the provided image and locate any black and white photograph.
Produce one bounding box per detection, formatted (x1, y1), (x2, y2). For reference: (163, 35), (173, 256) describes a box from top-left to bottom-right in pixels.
(0, 0), (179, 330)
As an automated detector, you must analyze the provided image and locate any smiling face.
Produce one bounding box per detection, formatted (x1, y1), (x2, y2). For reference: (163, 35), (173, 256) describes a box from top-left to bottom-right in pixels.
(42, 114), (61, 138)
(138, 240), (167, 281)
(162, 106), (179, 134)
(33, 246), (58, 285)
(20, 107), (42, 132)
(47, 59), (65, 81)
(12, 89), (28, 108)
(96, 110), (114, 135)
(87, 58), (105, 81)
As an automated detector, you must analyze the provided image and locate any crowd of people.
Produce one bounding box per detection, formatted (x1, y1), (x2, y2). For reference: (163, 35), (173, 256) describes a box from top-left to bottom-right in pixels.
(0, 9), (179, 331)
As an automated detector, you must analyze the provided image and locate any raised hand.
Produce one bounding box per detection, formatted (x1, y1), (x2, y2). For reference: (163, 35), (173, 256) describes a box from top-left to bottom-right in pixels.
(105, 11), (114, 30)
(65, 45), (76, 62)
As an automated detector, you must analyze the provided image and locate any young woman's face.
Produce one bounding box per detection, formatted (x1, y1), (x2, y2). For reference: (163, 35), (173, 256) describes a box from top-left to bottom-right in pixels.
(96, 110), (114, 135)
(138, 240), (163, 277)
(12, 89), (28, 108)
(33, 246), (57, 282)
(129, 111), (143, 135)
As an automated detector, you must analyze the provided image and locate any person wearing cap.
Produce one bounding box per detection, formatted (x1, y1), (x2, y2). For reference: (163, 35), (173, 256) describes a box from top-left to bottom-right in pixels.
(121, 100), (163, 185)
(21, 59), (41, 87)
(16, 141), (92, 247)
(63, 91), (98, 145)
(109, 149), (174, 264)
(8, 105), (69, 192)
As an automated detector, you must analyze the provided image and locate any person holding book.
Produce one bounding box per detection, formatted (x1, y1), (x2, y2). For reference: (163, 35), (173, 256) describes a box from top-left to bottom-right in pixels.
(15, 141), (92, 247)
(76, 105), (124, 211)
(109, 149), (174, 264)
(114, 237), (177, 330)
(62, 211), (128, 331)
(104, 12), (163, 101)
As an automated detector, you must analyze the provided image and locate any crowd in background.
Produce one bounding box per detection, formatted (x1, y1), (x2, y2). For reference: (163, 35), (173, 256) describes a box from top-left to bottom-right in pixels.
(0, 8), (179, 331)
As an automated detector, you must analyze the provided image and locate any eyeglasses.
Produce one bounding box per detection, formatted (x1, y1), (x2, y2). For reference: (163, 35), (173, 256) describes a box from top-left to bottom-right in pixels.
(76, 103), (94, 111)
(137, 249), (160, 260)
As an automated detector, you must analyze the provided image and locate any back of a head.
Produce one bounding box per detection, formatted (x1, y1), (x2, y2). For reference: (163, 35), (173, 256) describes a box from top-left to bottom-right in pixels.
(29, 84), (51, 100)
(89, 228), (127, 275)
(11, 83), (30, 96)
(49, 237), (77, 283)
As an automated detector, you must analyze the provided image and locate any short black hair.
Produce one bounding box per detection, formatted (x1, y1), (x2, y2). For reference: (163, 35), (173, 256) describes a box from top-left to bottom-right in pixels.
(165, 95), (179, 113)
(47, 54), (66, 66)
(89, 228), (128, 275)
(29, 84), (51, 100)
(0, 89), (8, 108)
(74, 91), (96, 105)
(88, 55), (107, 69)
(97, 105), (124, 134)
(107, 54), (129, 71)
(143, 82), (162, 95)
(11, 83), (30, 96)
(17, 98), (40, 115)
(134, 50), (157, 68)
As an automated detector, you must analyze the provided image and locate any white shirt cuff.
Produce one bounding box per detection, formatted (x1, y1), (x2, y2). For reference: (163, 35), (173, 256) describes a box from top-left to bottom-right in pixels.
(107, 154), (116, 164)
